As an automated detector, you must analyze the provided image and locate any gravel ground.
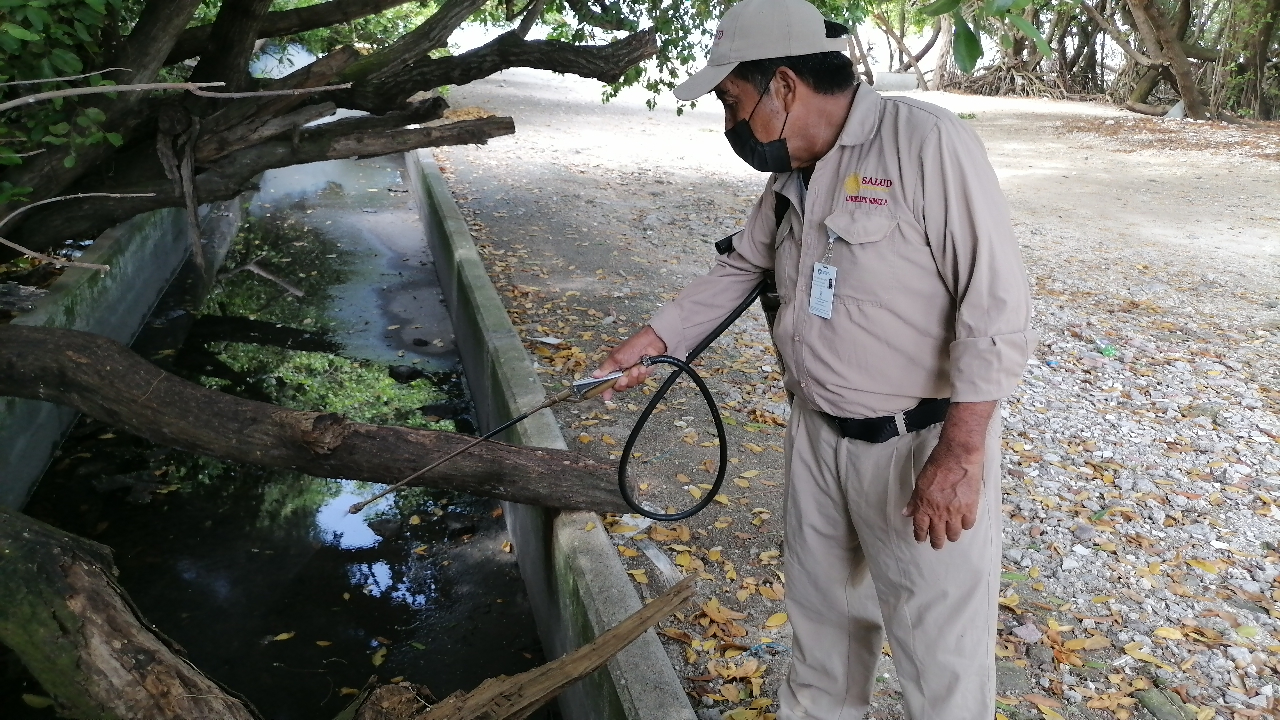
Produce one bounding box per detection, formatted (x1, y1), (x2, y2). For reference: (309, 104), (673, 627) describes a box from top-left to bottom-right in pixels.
(436, 68), (1280, 720)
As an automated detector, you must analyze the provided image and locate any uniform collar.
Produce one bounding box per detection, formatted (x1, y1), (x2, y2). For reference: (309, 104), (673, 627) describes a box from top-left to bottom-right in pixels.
(769, 84), (881, 195)
(836, 83), (881, 147)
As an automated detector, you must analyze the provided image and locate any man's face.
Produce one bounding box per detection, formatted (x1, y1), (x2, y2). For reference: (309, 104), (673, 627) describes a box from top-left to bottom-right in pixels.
(714, 73), (786, 140)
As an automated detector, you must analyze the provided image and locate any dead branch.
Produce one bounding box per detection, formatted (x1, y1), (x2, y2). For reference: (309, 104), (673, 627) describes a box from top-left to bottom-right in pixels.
(15, 116), (515, 247)
(0, 192), (157, 273)
(0, 68), (131, 88)
(0, 81), (351, 113)
(345, 0), (491, 85)
(347, 577), (695, 719)
(0, 325), (627, 512)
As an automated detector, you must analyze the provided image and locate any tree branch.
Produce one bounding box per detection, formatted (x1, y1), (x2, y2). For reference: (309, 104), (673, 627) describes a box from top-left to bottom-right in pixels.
(347, 27), (659, 113)
(107, 0), (204, 85)
(344, 0), (491, 85)
(165, 0), (417, 66)
(873, 13), (929, 89)
(13, 116), (515, 248)
(0, 82), (350, 115)
(0, 325), (626, 512)
(1080, 0), (1159, 66)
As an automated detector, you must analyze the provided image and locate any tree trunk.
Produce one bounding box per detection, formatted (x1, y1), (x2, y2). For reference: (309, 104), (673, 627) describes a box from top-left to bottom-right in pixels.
(189, 0), (276, 92)
(0, 506), (258, 719)
(1127, 0), (1209, 117)
(1245, 0), (1280, 119)
(0, 325), (628, 513)
(849, 25), (877, 85)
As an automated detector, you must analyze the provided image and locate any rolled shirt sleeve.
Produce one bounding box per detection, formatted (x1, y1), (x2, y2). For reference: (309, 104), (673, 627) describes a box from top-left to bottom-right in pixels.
(648, 187), (777, 361)
(918, 118), (1038, 403)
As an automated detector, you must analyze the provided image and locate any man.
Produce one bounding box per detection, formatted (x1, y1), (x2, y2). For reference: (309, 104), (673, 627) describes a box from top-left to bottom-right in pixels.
(594, 0), (1037, 717)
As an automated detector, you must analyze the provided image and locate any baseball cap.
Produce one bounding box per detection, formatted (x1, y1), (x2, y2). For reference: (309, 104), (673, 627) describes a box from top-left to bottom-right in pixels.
(673, 0), (850, 101)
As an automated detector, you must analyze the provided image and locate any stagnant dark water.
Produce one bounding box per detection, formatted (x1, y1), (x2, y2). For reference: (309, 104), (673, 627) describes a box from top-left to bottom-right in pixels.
(0, 156), (555, 719)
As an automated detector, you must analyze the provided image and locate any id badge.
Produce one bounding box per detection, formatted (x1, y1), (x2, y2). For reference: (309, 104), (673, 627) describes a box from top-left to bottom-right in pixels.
(809, 262), (837, 319)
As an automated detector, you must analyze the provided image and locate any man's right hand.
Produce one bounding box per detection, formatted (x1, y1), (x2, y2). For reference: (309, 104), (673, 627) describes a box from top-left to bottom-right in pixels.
(592, 326), (668, 400)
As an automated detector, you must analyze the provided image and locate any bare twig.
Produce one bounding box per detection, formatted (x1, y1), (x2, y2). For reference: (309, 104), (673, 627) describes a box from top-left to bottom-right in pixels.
(222, 255), (305, 297)
(0, 192), (156, 273)
(0, 81), (352, 113)
(0, 236), (111, 273)
(0, 192), (156, 233)
(0, 68), (131, 88)
(517, 0), (548, 37)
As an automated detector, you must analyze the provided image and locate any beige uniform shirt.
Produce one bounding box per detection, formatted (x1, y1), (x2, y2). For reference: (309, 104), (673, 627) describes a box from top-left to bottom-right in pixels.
(649, 87), (1037, 419)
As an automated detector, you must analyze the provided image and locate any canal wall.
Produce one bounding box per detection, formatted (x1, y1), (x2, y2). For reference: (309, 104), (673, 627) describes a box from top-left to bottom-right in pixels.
(407, 149), (695, 720)
(0, 202), (240, 509)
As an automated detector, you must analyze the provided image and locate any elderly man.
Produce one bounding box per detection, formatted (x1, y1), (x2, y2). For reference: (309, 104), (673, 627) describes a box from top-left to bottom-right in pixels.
(594, 0), (1037, 717)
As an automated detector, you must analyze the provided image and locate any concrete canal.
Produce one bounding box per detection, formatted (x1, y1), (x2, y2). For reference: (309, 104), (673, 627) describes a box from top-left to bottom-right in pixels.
(1, 156), (553, 719)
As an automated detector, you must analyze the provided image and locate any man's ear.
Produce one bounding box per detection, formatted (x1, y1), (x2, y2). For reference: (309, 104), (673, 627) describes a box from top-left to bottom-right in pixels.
(774, 66), (802, 112)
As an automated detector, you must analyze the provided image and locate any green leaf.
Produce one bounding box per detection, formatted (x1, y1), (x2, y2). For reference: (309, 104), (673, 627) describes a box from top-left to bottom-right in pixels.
(48, 122), (70, 135)
(919, 0), (964, 16)
(50, 47), (83, 74)
(2, 22), (40, 41)
(105, 132), (123, 146)
(1008, 0), (1034, 12)
(951, 11), (984, 74)
(64, 154), (76, 167)
(85, 107), (106, 123)
(1001, 572), (1030, 582)
(1007, 14), (1053, 56)
(984, 0), (1015, 13)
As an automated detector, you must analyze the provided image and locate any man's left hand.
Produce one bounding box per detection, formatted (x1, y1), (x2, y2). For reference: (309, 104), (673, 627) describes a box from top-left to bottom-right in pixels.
(902, 400), (996, 550)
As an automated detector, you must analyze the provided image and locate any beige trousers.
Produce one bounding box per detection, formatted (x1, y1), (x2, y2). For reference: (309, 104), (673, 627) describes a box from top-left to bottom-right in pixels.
(777, 400), (1002, 720)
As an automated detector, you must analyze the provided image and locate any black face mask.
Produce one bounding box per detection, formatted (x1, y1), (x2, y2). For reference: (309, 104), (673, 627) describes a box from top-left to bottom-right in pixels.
(725, 79), (792, 173)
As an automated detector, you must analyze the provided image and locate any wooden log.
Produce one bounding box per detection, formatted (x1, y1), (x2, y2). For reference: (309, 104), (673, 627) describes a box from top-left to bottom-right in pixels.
(343, 577), (696, 719)
(0, 506), (258, 719)
(0, 325), (628, 513)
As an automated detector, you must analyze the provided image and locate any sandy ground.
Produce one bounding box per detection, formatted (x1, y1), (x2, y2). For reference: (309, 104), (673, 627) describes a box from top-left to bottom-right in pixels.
(436, 69), (1280, 720)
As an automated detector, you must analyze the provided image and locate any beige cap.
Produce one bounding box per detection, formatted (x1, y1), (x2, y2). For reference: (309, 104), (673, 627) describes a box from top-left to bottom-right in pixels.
(674, 0), (849, 101)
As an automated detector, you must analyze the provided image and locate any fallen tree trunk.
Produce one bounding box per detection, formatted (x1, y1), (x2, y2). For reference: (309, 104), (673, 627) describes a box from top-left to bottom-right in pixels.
(0, 506), (259, 720)
(0, 325), (628, 513)
(344, 576), (695, 719)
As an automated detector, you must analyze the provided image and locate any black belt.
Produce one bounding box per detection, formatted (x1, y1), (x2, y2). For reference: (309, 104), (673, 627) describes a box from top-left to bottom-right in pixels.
(823, 398), (951, 443)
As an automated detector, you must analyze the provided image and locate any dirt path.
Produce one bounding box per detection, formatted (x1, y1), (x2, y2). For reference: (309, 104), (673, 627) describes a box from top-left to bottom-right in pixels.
(437, 70), (1280, 720)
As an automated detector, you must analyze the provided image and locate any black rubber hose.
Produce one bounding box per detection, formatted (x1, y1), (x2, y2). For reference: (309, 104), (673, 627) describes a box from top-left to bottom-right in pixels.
(616, 281), (767, 520)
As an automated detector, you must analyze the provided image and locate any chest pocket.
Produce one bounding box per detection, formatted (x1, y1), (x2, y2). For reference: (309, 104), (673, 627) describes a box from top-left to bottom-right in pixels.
(822, 208), (900, 305)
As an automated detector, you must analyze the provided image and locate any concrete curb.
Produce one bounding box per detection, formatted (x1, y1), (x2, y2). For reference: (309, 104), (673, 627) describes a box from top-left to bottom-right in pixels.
(0, 203), (240, 509)
(406, 149), (696, 720)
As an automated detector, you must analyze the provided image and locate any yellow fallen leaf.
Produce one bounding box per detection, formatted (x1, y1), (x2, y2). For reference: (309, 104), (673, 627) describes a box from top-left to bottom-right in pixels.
(627, 569), (649, 584)
(744, 443), (765, 453)
(578, 433), (592, 444)
(372, 647), (387, 666)
(1028, 567), (1040, 578)
(715, 494), (730, 505)
(723, 683), (741, 702)
(584, 522), (596, 531)
(1124, 642), (1174, 671)
(763, 612), (788, 628)
(413, 545), (428, 555)
(707, 547), (722, 561)
(1153, 627), (1184, 640)
(409, 515), (421, 525)
(1186, 558), (1219, 574)
(618, 546), (639, 557)
(601, 434), (616, 446)
(1237, 626), (1260, 638)
(998, 594), (1020, 608)
(1092, 596), (1115, 604)
(740, 470), (760, 478)
(274, 632), (296, 641)
(501, 540), (513, 553)
(734, 478), (751, 488)
(674, 551), (692, 567)
(610, 524), (639, 534)
(688, 487), (703, 499)
(316, 640), (333, 647)
(1040, 708), (1066, 720)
